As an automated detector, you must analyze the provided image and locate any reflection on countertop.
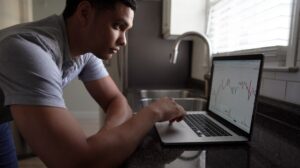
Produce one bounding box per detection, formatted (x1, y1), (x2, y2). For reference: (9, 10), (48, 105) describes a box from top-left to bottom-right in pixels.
(123, 89), (300, 168)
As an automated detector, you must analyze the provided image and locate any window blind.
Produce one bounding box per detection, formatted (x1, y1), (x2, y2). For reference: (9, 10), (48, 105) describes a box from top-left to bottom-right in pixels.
(207, 0), (293, 55)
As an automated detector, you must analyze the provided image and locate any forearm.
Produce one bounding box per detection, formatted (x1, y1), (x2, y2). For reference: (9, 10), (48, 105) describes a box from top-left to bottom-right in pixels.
(83, 77), (133, 130)
(102, 94), (133, 130)
(87, 107), (157, 167)
(12, 105), (152, 168)
(10, 98), (184, 168)
(87, 97), (185, 167)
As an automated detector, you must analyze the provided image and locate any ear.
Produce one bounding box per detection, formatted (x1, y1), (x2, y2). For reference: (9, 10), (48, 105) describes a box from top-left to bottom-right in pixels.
(74, 1), (94, 27)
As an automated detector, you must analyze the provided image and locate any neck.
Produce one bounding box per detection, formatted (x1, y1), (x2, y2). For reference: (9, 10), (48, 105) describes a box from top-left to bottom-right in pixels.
(65, 17), (87, 57)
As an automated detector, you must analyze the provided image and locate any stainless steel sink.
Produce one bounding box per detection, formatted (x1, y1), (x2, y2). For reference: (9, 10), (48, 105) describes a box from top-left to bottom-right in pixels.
(139, 89), (202, 98)
(140, 98), (207, 111)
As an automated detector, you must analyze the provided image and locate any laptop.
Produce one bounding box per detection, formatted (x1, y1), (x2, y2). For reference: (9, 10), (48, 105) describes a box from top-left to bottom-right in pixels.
(155, 54), (264, 145)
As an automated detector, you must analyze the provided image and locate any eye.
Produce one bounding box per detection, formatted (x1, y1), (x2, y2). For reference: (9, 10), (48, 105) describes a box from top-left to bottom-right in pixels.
(113, 23), (121, 30)
(113, 23), (124, 30)
(113, 22), (127, 31)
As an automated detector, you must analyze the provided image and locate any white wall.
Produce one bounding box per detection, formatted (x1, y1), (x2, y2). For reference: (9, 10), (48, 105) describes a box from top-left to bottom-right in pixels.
(0, 0), (21, 29)
(32, 0), (65, 20)
(0, 0), (32, 29)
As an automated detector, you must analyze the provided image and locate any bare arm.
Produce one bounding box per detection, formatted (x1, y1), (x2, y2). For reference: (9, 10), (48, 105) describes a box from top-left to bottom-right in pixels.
(11, 97), (185, 167)
(83, 76), (132, 130)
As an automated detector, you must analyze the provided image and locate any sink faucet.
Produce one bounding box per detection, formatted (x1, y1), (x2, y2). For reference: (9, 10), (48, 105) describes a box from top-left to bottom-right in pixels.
(169, 31), (212, 98)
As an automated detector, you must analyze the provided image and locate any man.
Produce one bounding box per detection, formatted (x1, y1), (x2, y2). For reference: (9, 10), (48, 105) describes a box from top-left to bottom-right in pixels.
(0, 0), (185, 167)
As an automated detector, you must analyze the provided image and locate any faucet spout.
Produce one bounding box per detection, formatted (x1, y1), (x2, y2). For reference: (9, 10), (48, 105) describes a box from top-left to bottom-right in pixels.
(169, 31), (211, 65)
(169, 31), (212, 98)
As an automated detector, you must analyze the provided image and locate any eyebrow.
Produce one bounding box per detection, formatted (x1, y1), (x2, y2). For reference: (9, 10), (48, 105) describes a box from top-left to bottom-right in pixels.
(115, 19), (132, 29)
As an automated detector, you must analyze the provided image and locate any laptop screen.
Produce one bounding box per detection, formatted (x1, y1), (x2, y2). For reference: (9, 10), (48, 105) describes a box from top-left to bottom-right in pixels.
(208, 56), (263, 133)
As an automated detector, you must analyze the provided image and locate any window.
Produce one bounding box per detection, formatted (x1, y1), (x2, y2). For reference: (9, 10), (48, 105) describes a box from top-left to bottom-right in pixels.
(207, 0), (298, 71)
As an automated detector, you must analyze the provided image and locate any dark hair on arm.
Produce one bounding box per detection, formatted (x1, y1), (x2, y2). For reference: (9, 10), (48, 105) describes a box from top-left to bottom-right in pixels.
(63, 0), (136, 18)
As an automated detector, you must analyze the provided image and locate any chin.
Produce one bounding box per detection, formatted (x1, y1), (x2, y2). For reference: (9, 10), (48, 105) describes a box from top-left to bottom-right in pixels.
(102, 54), (113, 60)
(93, 52), (113, 60)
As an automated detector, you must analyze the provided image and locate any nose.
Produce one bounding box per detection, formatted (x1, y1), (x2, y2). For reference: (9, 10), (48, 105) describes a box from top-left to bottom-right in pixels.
(117, 32), (127, 46)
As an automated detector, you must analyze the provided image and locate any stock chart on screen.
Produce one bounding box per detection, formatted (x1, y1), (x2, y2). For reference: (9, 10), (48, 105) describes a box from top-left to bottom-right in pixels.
(209, 60), (261, 133)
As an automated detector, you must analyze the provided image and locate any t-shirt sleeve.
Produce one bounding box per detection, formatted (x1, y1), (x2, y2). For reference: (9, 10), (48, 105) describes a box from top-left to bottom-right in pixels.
(0, 35), (65, 108)
(78, 53), (109, 82)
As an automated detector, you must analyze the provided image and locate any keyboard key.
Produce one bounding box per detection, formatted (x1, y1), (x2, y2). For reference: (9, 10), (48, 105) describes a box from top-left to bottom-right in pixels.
(184, 114), (231, 137)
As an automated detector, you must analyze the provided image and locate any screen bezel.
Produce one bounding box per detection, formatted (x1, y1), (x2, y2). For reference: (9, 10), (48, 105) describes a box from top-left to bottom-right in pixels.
(206, 54), (264, 138)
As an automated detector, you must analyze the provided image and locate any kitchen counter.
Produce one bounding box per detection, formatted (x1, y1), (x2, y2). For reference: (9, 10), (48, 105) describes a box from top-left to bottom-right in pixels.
(123, 89), (300, 168)
(122, 113), (300, 168)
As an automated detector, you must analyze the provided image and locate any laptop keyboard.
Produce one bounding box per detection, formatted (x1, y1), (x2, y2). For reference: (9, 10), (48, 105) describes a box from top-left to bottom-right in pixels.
(184, 114), (232, 137)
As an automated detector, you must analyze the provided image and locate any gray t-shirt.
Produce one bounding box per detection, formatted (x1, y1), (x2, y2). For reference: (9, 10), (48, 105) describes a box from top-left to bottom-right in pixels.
(0, 15), (109, 119)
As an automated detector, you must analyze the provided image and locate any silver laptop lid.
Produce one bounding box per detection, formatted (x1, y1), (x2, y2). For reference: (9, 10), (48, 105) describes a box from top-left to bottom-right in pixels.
(207, 55), (264, 134)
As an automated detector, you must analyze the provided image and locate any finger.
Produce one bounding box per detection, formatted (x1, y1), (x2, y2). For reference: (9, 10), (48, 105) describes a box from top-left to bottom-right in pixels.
(176, 116), (184, 122)
(169, 118), (176, 125)
(169, 118), (176, 123)
(175, 104), (186, 116)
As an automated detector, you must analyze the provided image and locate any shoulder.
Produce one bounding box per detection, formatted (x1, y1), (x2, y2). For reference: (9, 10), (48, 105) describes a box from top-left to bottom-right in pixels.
(0, 15), (65, 57)
(0, 34), (51, 60)
(0, 35), (61, 77)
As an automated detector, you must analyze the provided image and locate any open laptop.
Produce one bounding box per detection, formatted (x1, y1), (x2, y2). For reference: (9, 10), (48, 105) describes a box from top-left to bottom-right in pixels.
(155, 54), (264, 145)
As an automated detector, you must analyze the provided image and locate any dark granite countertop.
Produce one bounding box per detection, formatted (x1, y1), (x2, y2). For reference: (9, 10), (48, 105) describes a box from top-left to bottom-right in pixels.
(124, 89), (300, 168)
(122, 113), (300, 168)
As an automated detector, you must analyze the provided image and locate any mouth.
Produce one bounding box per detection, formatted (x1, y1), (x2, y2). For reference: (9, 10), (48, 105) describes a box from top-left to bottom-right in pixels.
(110, 48), (119, 54)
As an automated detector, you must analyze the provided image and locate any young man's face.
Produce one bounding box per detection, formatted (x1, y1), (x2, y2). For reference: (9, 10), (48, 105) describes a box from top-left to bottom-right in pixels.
(87, 2), (134, 60)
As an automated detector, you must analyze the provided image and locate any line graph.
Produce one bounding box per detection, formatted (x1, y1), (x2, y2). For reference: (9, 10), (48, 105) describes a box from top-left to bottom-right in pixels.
(211, 78), (256, 105)
(208, 60), (261, 133)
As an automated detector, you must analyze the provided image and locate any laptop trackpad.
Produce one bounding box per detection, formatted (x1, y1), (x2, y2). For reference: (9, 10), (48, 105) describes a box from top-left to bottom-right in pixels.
(155, 121), (200, 143)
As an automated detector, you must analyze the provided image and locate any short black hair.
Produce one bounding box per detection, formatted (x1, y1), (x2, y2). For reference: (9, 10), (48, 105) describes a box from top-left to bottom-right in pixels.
(63, 0), (136, 18)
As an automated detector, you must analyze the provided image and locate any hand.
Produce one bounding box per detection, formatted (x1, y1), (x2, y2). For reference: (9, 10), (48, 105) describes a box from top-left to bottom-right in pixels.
(144, 97), (186, 123)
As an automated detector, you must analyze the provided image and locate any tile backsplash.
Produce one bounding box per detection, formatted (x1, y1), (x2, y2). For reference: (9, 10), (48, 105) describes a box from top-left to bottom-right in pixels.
(260, 61), (300, 106)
